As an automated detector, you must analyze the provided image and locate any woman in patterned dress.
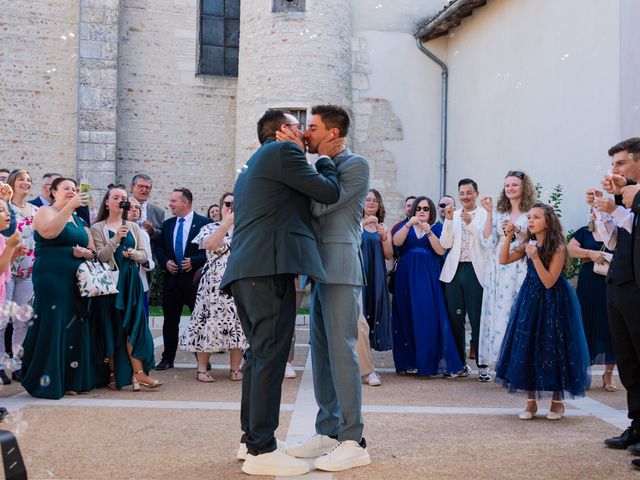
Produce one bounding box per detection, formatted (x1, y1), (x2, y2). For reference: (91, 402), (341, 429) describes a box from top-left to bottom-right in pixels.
(2, 169), (38, 383)
(180, 192), (248, 382)
(477, 171), (536, 380)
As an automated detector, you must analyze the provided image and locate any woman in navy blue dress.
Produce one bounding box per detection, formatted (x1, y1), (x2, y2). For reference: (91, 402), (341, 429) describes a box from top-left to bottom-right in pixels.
(568, 215), (616, 391)
(361, 189), (393, 351)
(391, 196), (462, 376)
(496, 203), (590, 420)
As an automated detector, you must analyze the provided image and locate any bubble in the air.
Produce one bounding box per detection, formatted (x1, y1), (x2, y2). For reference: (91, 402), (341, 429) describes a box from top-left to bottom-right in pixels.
(454, 50), (460, 56)
(515, 82), (523, 89)
(40, 375), (51, 387)
(69, 32), (75, 37)
(51, 305), (57, 310)
(70, 361), (79, 368)
(449, 32), (455, 38)
(560, 53), (570, 61)
(375, 3), (383, 9)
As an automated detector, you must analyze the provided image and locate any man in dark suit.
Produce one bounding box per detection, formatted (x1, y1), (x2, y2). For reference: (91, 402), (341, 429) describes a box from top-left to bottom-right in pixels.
(155, 188), (211, 370)
(589, 138), (640, 470)
(130, 173), (165, 239)
(220, 109), (340, 477)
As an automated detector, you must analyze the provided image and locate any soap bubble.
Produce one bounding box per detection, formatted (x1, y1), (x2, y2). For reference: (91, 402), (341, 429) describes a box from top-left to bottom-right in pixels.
(40, 375), (51, 387)
(70, 361), (79, 369)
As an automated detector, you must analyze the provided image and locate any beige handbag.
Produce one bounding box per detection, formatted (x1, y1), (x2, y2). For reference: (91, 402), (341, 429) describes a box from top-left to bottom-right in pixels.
(592, 246), (613, 276)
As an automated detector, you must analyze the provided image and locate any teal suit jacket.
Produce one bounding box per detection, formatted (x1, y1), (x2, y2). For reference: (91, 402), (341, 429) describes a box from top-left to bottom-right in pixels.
(220, 141), (340, 289)
(311, 148), (370, 286)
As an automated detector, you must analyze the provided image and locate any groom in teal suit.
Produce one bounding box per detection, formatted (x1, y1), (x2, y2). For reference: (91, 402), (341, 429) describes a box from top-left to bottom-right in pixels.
(220, 109), (342, 477)
(284, 105), (371, 472)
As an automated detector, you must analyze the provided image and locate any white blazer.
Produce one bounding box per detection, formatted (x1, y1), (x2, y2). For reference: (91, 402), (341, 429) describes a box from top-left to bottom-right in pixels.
(439, 208), (488, 284)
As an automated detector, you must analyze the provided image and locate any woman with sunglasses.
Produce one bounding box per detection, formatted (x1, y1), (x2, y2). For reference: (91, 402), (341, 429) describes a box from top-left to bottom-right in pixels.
(180, 192), (247, 382)
(391, 196), (462, 376)
(477, 170), (536, 380)
(358, 189), (393, 385)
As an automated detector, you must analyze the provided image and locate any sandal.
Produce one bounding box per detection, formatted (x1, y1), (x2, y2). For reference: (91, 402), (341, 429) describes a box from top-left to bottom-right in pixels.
(518, 399), (537, 420)
(229, 369), (243, 381)
(547, 400), (565, 420)
(603, 368), (617, 392)
(108, 372), (119, 391)
(196, 371), (215, 383)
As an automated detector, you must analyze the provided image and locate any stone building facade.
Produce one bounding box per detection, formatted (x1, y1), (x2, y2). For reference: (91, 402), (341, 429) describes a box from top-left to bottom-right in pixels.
(2, 0), (637, 227)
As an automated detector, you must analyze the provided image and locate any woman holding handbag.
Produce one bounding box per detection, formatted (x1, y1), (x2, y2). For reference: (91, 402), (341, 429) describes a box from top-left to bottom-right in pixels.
(568, 210), (617, 391)
(21, 177), (97, 399)
(90, 184), (161, 391)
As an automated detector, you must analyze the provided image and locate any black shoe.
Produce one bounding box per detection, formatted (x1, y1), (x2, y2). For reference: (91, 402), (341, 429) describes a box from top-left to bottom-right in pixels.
(633, 458), (640, 470)
(0, 370), (11, 385)
(155, 360), (174, 371)
(605, 427), (640, 449)
(628, 443), (640, 456)
(11, 369), (21, 382)
(0, 407), (7, 422)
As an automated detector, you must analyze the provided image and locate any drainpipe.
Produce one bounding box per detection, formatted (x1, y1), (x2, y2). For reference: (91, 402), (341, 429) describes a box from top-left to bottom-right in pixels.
(415, 37), (448, 198)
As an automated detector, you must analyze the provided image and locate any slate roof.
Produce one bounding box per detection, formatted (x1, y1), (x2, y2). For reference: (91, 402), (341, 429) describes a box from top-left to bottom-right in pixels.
(415, 0), (490, 41)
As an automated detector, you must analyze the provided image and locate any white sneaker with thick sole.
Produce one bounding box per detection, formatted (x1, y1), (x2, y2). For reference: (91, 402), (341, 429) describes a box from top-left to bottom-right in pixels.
(237, 438), (287, 460)
(314, 440), (371, 472)
(242, 449), (310, 476)
(287, 434), (339, 458)
(284, 362), (297, 379)
(364, 371), (381, 386)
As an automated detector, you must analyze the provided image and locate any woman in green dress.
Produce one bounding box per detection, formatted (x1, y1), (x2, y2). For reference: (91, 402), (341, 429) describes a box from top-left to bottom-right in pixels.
(21, 177), (97, 399)
(90, 184), (161, 391)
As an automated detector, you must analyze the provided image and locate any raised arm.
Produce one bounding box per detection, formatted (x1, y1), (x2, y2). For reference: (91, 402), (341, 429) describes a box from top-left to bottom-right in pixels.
(279, 142), (340, 204)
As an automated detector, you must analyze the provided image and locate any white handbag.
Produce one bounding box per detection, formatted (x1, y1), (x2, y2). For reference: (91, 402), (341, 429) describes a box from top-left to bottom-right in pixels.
(76, 259), (119, 297)
(592, 251), (613, 276)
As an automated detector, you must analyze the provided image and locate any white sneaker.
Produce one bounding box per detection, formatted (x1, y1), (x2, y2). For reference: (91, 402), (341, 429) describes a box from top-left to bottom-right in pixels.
(237, 438), (287, 461)
(287, 434), (339, 458)
(242, 449), (310, 476)
(364, 371), (381, 386)
(314, 440), (371, 472)
(284, 362), (297, 379)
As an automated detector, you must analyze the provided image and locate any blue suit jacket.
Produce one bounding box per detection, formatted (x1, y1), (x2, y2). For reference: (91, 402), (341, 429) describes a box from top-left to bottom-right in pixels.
(155, 212), (211, 289)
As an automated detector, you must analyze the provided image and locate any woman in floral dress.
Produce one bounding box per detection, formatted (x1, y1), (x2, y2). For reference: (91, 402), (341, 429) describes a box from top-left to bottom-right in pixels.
(477, 171), (536, 379)
(180, 192), (247, 382)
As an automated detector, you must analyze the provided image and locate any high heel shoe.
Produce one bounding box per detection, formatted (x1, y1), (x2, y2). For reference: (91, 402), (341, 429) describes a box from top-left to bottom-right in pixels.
(518, 399), (537, 420)
(602, 369), (617, 392)
(132, 371), (163, 391)
(547, 400), (565, 420)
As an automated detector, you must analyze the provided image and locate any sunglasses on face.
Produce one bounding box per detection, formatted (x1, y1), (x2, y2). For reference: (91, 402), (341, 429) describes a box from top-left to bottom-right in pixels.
(438, 203), (448, 208)
(415, 206), (430, 212)
(223, 201), (234, 208)
(506, 170), (525, 179)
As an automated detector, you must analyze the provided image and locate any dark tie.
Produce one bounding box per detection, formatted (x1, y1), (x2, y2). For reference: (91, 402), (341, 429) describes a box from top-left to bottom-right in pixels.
(175, 217), (185, 268)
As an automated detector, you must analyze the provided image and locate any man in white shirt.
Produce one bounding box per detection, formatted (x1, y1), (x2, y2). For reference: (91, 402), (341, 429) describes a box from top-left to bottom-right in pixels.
(439, 178), (489, 381)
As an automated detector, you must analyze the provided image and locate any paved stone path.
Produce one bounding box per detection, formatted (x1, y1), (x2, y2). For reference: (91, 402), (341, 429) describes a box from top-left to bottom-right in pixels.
(0, 320), (637, 479)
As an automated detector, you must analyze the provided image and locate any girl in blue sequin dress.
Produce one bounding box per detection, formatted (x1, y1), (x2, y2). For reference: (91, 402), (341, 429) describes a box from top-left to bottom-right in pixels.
(495, 203), (590, 420)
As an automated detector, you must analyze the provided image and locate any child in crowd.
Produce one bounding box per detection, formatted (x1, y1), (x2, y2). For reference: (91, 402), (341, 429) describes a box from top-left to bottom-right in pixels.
(495, 202), (590, 420)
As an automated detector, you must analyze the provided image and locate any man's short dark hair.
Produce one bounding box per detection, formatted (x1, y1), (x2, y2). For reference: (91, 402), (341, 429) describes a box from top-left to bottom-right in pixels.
(132, 173), (153, 185)
(311, 105), (350, 137)
(458, 178), (478, 192)
(257, 109), (288, 145)
(42, 172), (61, 180)
(405, 195), (416, 203)
(173, 187), (193, 205)
(0, 168), (10, 175)
(608, 137), (640, 157)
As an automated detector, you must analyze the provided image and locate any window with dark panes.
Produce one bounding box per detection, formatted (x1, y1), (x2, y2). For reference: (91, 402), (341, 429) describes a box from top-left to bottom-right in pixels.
(199, 0), (240, 76)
